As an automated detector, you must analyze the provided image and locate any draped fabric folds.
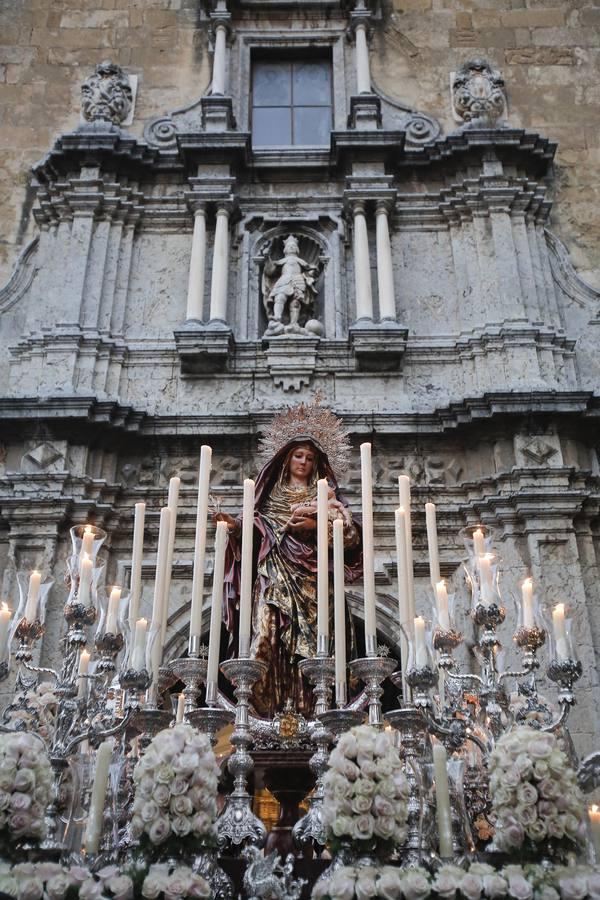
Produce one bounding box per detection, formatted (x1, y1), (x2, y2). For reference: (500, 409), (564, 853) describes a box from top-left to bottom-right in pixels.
(223, 438), (362, 718)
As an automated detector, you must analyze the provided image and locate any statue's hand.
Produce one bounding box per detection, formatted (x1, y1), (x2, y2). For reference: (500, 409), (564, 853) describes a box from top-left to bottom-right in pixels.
(287, 510), (317, 534)
(212, 512), (237, 531)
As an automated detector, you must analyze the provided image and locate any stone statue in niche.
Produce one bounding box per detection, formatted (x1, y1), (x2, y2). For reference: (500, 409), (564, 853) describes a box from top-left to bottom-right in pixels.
(261, 235), (323, 338)
(451, 58), (506, 129)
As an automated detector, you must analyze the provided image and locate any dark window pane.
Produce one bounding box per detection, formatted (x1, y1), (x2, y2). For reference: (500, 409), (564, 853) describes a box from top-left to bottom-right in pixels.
(253, 62), (291, 106)
(293, 106), (331, 145)
(252, 107), (292, 145)
(293, 62), (331, 106)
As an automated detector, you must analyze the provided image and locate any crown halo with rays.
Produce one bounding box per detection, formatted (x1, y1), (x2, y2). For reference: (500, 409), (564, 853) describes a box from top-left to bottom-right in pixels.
(258, 393), (352, 475)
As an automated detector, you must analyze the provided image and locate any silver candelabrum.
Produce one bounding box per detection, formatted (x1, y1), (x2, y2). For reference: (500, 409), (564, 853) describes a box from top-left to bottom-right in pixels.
(217, 657), (269, 852)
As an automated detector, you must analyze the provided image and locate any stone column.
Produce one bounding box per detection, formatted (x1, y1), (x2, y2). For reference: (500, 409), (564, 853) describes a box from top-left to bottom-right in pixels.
(186, 205), (207, 322)
(375, 203), (396, 321)
(354, 22), (371, 94)
(209, 204), (230, 323)
(211, 23), (228, 95)
(353, 201), (374, 322)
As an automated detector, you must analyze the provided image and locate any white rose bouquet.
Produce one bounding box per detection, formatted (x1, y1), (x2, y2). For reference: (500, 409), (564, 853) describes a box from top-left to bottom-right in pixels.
(312, 862), (600, 900)
(130, 724), (219, 861)
(0, 730), (53, 852)
(322, 724), (409, 857)
(489, 726), (587, 861)
(141, 862), (210, 899)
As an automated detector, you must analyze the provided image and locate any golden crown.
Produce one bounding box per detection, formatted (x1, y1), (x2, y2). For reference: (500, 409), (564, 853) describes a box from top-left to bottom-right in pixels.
(258, 394), (351, 475)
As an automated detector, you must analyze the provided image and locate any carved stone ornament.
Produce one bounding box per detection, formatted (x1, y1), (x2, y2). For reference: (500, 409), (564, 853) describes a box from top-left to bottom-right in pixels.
(452, 58), (506, 129)
(81, 60), (133, 126)
(261, 234), (324, 338)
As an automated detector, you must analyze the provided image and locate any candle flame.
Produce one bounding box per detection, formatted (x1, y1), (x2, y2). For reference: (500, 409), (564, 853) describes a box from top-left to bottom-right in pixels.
(523, 577), (533, 587)
(84, 525), (93, 534)
(555, 602), (565, 615)
(592, 805), (599, 813)
(1, 602), (9, 613)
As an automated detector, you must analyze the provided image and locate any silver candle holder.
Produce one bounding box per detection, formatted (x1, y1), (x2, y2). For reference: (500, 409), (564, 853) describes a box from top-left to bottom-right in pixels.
(217, 657), (268, 852)
(349, 654), (396, 727)
(292, 655), (335, 850)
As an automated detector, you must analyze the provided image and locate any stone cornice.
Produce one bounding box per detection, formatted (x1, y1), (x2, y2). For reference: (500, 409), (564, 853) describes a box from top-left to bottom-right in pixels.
(0, 391), (597, 438)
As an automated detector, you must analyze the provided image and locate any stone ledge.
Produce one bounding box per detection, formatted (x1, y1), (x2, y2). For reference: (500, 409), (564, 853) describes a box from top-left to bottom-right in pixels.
(349, 321), (408, 371)
(174, 321), (234, 375)
(262, 334), (320, 392)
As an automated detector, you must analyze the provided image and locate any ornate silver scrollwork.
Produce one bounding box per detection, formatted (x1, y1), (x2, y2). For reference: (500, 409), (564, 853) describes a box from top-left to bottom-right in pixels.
(242, 845), (306, 900)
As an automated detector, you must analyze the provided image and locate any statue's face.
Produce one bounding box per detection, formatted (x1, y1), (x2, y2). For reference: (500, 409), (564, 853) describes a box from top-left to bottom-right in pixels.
(287, 444), (316, 483)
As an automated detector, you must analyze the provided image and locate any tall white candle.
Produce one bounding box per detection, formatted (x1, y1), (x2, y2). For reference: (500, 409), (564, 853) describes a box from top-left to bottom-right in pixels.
(414, 616), (427, 669)
(160, 476), (181, 648)
(77, 649), (91, 698)
(425, 502), (441, 587)
(78, 556), (93, 608)
(131, 617), (147, 671)
(85, 738), (114, 855)
(148, 507), (172, 693)
(176, 692), (186, 724)
(333, 518), (347, 706)
(433, 742), (453, 858)
(435, 581), (450, 631)
(360, 443), (377, 651)
(552, 603), (569, 660)
(239, 478), (255, 657)
(129, 502), (146, 629)
(0, 603), (10, 659)
(521, 577), (534, 629)
(398, 475), (415, 630)
(24, 571), (41, 622)
(317, 478), (329, 644)
(473, 527), (485, 557)
(105, 587), (121, 634)
(395, 507), (410, 688)
(190, 446), (212, 643)
(206, 521), (228, 698)
(477, 554), (494, 606)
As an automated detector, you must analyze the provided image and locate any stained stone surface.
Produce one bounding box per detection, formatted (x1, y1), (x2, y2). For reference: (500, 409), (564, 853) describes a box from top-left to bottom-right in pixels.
(0, 0), (599, 757)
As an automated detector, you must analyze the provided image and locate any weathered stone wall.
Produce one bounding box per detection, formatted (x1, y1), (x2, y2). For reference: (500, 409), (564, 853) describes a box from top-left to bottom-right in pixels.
(1, 0), (599, 287)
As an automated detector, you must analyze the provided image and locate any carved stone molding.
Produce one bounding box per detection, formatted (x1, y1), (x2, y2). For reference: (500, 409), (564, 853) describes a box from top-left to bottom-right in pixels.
(264, 335), (320, 392)
(349, 321), (408, 371)
(174, 321), (234, 374)
(0, 237), (38, 315)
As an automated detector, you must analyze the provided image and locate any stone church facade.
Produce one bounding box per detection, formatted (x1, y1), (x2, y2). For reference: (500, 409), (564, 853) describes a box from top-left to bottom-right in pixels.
(1, 0), (599, 753)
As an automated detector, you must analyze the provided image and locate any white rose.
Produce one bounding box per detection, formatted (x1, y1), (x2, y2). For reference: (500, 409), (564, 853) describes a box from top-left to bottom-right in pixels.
(141, 800), (159, 823)
(142, 870), (169, 899)
(170, 795), (193, 817)
(460, 874), (483, 900)
(188, 874), (211, 898)
(328, 869), (356, 900)
(355, 868), (377, 900)
(13, 769), (35, 793)
(482, 874), (508, 898)
(171, 816), (192, 837)
(373, 816), (396, 840)
(506, 875), (533, 900)
(352, 814), (374, 841)
(558, 876), (589, 900)
(148, 816), (171, 844)
(46, 872), (74, 900)
(152, 784), (171, 807)
(106, 874), (134, 900)
(350, 794), (372, 815)
(401, 869), (431, 900)
(377, 868), (403, 900)
(78, 878), (104, 900)
(433, 867), (462, 898)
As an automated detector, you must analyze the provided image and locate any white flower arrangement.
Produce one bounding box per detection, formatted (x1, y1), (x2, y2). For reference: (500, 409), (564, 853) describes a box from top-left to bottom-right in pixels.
(0, 730), (53, 846)
(0, 860), (211, 900)
(488, 726), (587, 858)
(130, 724), (219, 853)
(312, 862), (600, 900)
(322, 724), (409, 854)
(141, 862), (211, 899)
(3, 681), (59, 742)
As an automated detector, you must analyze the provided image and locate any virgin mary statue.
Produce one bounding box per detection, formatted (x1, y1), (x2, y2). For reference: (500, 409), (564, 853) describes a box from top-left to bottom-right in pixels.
(216, 400), (363, 718)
